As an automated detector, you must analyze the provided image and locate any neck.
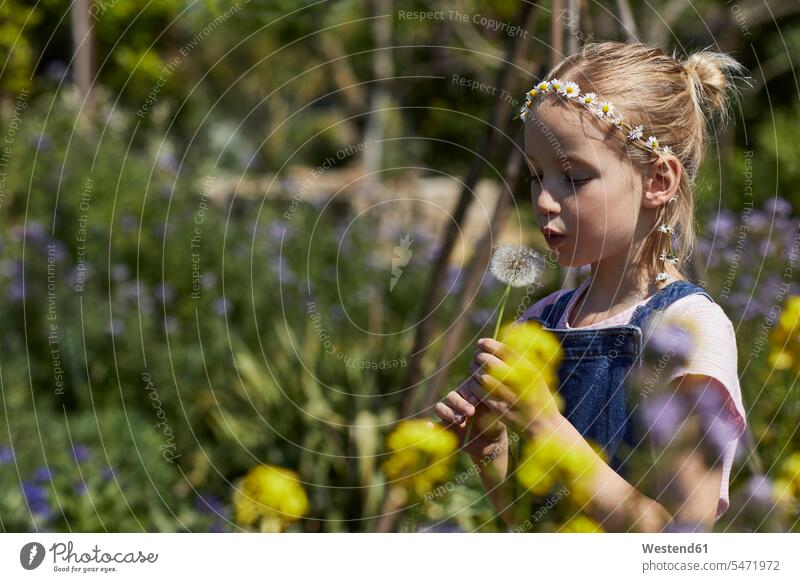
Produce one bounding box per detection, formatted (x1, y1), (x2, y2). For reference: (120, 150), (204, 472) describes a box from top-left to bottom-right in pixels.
(582, 247), (660, 313)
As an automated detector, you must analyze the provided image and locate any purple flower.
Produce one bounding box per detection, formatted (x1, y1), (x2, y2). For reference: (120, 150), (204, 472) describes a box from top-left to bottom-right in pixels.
(419, 521), (465, 533)
(120, 215), (137, 232)
(68, 262), (94, 289)
(706, 210), (736, 237)
(645, 321), (695, 362)
(692, 386), (740, 458)
(32, 133), (53, 152)
(271, 255), (294, 283)
(268, 220), (291, 242)
(444, 266), (463, 293)
(329, 304), (345, 322)
(641, 394), (686, 447)
(155, 282), (176, 304)
(12, 221), (46, 244)
(194, 493), (226, 516)
(32, 466), (54, 482)
(72, 444), (91, 463)
(73, 480), (88, 496)
(212, 297), (231, 317)
(45, 60), (67, 81)
(201, 272), (217, 291)
(7, 280), (24, 302)
(111, 264), (130, 282)
(107, 318), (125, 337)
(765, 197), (792, 218)
(48, 240), (68, 263)
(748, 211), (768, 231)
(157, 151), (179, 174)
(21, 481), (51, 516)
(100, 466), (114, 481)
(0, 446), (13, 464)
(743, 474), (774, 507)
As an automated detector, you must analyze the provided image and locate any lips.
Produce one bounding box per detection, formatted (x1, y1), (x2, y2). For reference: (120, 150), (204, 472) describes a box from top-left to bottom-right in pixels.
(541, 228), (567, 247)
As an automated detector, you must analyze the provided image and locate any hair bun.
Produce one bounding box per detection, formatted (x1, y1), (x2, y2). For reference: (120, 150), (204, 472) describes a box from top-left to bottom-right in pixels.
(682, 50), (750, 127)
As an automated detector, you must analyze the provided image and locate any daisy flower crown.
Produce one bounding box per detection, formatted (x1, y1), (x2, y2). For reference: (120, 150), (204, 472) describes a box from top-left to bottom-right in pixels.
(518, 78), (673, 157)
(519, 78), (679, 285)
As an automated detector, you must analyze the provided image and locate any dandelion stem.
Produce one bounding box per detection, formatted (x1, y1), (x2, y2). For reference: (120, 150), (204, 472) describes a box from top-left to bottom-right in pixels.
(493, 283), (513, 340)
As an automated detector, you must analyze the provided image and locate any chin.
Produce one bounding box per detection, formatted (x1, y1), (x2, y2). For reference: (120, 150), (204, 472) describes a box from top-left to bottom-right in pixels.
(553, 252), (591, 269)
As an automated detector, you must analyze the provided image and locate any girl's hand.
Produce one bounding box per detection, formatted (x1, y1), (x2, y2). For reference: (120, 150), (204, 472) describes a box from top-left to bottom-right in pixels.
(434, 373), (508, 459)
(472, 337), (565, 438)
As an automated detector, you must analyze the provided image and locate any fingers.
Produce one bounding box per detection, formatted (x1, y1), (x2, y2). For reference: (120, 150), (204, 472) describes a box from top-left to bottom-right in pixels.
(474, 351), (513, 380)
(477, 337), (522, 363)
(457, 381), (481, 406)
(474, 372), (519, 406)
(434, 390), (475, 426)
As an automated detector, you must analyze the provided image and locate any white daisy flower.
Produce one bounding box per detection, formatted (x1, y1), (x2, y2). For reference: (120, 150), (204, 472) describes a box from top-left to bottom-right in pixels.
(519, 106), (532, 122)
(659, 252), (679, 264)
(661, 145), (673, 156)
(581, 92), (597, 105)
(611, 115), (624, 127)
(489, 245), (543, 288)
(628, 125), (644, 141)
(657, 224), (674, 234)
(655, 272), (670, 283)
(561, 81), (580, 98)
(526, 88), (539, 101)
(596, 101), (615, 117)
(646, 136), (660, 149)
(536, 81), (551, 93)
(550, 78), (564, 93)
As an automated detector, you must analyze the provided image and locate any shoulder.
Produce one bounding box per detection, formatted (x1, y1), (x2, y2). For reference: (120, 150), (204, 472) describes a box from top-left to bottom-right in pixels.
(660, 294), (746, 430)
(519, 286), (577, 322)
(664, 293), (736, 337)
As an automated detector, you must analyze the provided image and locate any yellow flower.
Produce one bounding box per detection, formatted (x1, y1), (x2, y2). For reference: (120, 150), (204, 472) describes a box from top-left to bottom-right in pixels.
(769, 296), (800, 372)
(772, 478), (796, 507)
(489, 321), (564, 413)
(559, 514), (604, 533)
(382, 420), (458, 497)
(779, 451), (800, 491)
(233, 464), (309, 530)
(517, 432), (599, 505)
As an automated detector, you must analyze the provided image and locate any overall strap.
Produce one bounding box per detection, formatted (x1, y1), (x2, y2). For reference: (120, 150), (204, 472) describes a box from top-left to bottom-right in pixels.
(628, 279), (713, 331)
(538, 288), (580, 329)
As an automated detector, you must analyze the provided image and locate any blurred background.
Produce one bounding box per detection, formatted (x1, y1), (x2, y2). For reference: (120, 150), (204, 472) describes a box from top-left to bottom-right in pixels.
(0, 0), (798, 532)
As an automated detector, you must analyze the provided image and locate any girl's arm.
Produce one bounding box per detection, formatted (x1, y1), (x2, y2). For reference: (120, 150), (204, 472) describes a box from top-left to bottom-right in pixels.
(538, 410), (721, 532)
(470, 430), (518, 529)
(475, 339), (726, 532)
(435, 382), (518, 528)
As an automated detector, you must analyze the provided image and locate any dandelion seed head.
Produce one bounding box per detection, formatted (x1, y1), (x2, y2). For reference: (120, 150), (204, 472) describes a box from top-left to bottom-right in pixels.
(489, 245), (543, 288)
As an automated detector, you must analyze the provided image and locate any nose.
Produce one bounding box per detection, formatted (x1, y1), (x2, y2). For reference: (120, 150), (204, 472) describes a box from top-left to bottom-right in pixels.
(534, 184), (560, 220)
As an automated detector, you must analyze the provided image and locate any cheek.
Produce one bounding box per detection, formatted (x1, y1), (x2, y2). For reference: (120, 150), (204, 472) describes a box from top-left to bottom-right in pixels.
(570, 186), (638, 252)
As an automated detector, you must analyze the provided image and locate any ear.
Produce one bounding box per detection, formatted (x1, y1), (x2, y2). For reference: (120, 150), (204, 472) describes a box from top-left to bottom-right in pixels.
(642, 153), (681, 209)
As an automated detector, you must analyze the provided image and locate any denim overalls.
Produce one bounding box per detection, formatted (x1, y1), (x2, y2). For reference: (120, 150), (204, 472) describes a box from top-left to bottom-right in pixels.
(520, 279), (714, 474)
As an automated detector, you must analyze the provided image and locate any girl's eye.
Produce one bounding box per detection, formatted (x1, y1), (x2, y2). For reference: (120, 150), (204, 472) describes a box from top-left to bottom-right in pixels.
(527, 172), (543, 184)
(566, 175), (591, 186)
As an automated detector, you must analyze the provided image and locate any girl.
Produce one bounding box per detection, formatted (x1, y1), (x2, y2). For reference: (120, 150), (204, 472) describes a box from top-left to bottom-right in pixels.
(434, 42), (748, 532)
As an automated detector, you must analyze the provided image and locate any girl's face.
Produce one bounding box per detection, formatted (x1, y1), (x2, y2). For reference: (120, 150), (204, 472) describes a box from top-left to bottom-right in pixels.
(524, 102), (651, 269)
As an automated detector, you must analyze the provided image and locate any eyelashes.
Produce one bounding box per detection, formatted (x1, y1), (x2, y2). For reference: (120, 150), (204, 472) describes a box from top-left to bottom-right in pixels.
(525, 173), (591, 188)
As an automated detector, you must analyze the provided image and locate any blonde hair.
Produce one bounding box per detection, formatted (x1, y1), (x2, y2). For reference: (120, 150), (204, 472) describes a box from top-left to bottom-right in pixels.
(531, 41), (749, 285)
